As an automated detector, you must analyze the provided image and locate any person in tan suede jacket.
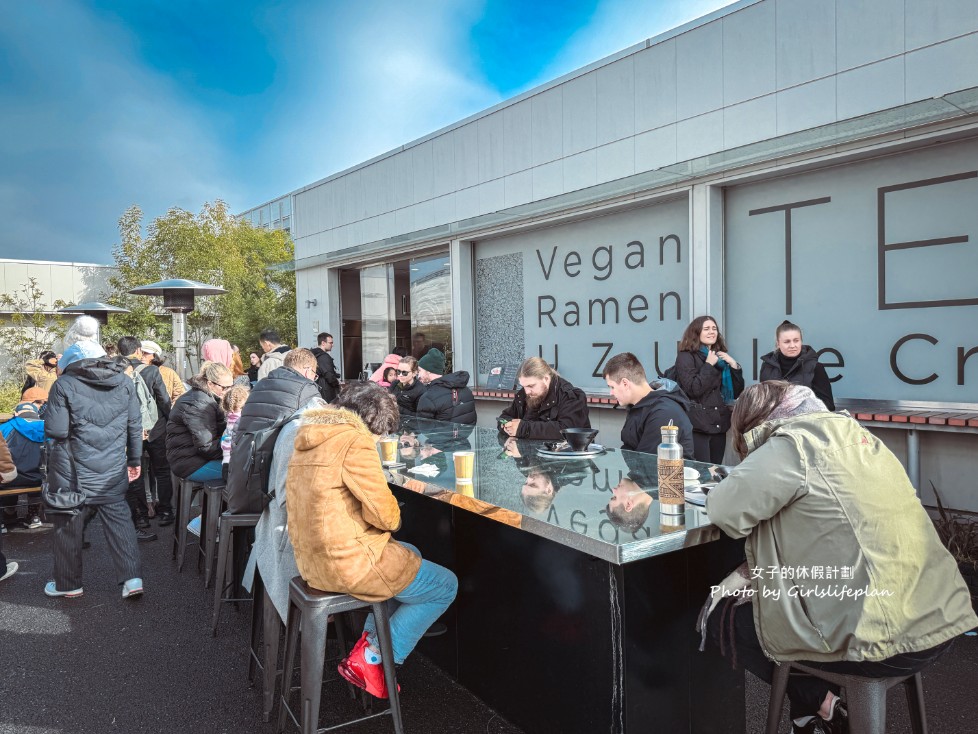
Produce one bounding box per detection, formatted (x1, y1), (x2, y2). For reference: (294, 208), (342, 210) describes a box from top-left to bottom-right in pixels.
(286, 381), (457, 699)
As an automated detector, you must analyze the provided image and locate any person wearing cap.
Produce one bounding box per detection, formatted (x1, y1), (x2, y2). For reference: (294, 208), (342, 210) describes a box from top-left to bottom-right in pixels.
(44, 320), (144, 599)
(21, 386), (48, 408)
(23, 350), (59, 394)
(1, 399), (46, 529)
(139, 340), (186, 401)
(119, 336), (174, 530)
(414, 348), (476, 425)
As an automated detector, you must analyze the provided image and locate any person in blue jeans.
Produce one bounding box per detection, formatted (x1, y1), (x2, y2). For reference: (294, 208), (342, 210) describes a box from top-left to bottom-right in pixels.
(286, 381), (458, 699)
(166, 361), (231, 484)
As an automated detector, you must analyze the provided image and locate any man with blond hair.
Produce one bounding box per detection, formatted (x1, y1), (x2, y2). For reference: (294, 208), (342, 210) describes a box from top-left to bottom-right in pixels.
(498, 357), (590, 440)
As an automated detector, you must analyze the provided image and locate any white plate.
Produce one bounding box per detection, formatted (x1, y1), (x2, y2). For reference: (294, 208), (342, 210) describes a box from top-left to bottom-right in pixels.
(684, 488), (708, 506)
(683, 467), (701, 481)
(536, 443), (606, 458)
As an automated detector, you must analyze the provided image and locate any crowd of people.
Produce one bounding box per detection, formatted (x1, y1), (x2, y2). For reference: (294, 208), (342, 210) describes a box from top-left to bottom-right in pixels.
(2, 311), (973, 734)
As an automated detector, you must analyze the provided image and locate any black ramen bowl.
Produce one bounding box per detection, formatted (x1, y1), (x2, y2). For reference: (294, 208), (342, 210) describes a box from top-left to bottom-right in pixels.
(561, 428), (599, 452)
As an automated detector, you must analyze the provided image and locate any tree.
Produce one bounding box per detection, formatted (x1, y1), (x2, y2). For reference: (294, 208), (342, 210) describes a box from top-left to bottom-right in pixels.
(0, 278), (70, 381)
(103, 201), (297, 363)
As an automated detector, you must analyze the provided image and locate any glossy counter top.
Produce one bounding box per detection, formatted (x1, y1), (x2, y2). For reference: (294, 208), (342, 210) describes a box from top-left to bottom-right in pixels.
(385, 417), (723, 565)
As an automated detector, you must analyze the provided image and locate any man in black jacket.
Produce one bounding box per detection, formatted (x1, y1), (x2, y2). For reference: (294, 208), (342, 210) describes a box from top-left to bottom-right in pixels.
(119, 336), (173, 534)
(44, 343), (144, 599)
(498, 357), (590, 440)
(603, 352), (695, 459)
(414, 348), (477, 425)
(310, 332), (341, 402)
(226, 348), (322, 514)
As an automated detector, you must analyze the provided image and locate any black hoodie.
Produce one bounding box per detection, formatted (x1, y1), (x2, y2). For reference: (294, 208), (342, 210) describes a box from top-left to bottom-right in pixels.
(620, 380), (696, 459)
(44, 358), (142, 503)
(497, 375), (590, 440)
(415, 371), (476, 424)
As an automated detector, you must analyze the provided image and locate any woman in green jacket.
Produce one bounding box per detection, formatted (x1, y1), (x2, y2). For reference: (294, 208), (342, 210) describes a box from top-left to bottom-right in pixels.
(703, 381), (976, 734)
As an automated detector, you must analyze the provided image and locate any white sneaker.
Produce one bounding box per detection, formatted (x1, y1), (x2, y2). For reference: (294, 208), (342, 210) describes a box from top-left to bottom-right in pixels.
(44, 581), (83, 598)
(27, 514), (42, 529)
(122, 577), (144, 599)
(1, 562), (17, 582)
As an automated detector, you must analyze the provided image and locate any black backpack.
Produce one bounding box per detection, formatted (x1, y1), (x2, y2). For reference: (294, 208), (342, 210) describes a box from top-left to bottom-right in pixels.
(225, 414), (299, 514)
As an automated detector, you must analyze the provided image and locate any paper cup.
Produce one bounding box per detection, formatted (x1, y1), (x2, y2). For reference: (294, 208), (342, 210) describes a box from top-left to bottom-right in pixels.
(379, 437), (398, 465)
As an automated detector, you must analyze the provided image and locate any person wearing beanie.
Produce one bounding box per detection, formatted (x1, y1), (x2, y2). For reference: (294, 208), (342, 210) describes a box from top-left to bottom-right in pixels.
(20, 386), (48, 407)
(44, 337), (145, 599)
(701, 381), (977, 733)
(414, 348), (476, 425)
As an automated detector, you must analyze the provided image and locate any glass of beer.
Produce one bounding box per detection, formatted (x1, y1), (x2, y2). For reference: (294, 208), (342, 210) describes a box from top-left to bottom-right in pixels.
(455, 480), (474, 497)
(453, 451), (475, 480)
(379, 437), (398, 465)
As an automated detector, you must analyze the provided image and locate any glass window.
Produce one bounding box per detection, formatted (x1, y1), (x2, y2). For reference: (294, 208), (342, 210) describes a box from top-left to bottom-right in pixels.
(409, 252), (452, 369)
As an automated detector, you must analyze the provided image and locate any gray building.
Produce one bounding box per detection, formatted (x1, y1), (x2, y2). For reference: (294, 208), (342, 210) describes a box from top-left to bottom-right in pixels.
(246, 0), (978, 509)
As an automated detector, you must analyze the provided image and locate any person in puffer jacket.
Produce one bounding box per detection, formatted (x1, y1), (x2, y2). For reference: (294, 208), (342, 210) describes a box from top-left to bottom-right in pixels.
(166, 362), (231, 482)
(43, 343), (144, 599)
(414, 348), (476, 425)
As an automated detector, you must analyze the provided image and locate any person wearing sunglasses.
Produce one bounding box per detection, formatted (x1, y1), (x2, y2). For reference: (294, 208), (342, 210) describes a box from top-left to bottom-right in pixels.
(166, 362), (232, 483)
(389, 356), (427, 416)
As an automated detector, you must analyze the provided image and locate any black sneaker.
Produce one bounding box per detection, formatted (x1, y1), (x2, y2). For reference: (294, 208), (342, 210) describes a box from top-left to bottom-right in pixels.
(793, 700), (848, 734)
(156, 510), (175, 527)
(135, 528), (158, 543)
(135, 516), (151, 529)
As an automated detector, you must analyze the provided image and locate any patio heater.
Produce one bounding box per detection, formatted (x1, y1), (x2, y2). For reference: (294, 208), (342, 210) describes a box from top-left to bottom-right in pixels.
(57, 302), (131, 346)
(128, 279), (227, 379)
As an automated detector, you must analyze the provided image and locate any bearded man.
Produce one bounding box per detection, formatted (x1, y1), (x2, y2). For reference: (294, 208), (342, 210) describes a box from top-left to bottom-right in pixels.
(498, 357), (590, 441)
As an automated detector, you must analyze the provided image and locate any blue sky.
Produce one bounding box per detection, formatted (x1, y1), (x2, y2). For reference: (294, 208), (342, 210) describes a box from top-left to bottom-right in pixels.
(0, 0), (735, 264)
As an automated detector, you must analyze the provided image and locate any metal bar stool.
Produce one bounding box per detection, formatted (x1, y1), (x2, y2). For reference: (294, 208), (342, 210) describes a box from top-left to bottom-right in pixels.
(766, 661), (928, 734)
(201, 481), (225, 587)
(277, 577), (404, 734)
(249, 573), (358, 724)
(172, 475), (225, 575)
(211, 510), (261, 635)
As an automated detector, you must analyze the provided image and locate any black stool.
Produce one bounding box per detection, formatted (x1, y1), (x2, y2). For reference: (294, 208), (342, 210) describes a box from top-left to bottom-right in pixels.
(172, 474), (224, 574)
(211, 510), (260, 635)
(277, 577), (404, 734)
(200, 481), (225, 587)
(766, 661), (928, 734)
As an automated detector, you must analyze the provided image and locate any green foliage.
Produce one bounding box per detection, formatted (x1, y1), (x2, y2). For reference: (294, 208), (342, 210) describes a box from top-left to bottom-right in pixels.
(0, 380), (22, 414)
(103, 201), (297, 358)
(0, 278), (70, 381)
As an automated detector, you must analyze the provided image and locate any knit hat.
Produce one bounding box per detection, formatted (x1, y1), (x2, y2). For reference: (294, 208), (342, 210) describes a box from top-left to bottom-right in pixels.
(140, 340), (162, 356)
(21, 387), (48, 403)
(417, 348), (446, 376)
(58, 340), (107, 369)
(14, 402), (40, 416)
(64, 315), (100, 346)
(768, 385), (827, 421)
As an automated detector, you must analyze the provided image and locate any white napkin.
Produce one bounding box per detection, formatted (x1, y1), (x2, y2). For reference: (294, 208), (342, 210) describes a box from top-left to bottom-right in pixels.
(408, 463), (441, 478)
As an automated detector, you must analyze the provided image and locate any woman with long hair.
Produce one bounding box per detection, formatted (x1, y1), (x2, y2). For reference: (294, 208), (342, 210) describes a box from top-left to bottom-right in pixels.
(673, 315), (744, 462)
(702, 381), (976, 733)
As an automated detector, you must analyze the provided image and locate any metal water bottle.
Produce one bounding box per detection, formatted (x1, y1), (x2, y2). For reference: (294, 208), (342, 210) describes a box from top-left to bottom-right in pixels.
(657, 421), (685, 514)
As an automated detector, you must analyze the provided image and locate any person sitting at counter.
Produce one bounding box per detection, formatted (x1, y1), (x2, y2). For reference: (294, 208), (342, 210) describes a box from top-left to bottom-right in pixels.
(498, 357), (590, 440)
(702, 382), (977, 734)
(602, 352), (695, 459)
(286, 381), (458, 699)
(414, 348), (477, 425)
(389, 356), (427, 416)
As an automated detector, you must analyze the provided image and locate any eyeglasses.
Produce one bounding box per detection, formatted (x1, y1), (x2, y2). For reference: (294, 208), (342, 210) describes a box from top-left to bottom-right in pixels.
(209, 380), (233, 390)
(396, 370), (413, 376)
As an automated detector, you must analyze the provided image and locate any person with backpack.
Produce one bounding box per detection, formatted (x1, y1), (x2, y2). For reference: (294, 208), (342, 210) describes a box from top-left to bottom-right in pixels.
(225, 348), (321, 514)
(118, 337), (173, 534)
(414, 348), (476, 425)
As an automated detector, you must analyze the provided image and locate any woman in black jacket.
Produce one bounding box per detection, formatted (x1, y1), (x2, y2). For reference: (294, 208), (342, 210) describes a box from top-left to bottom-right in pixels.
(673, 315), (744, 463)
(389, 356), (427, 415)
(759, 320), (835, 411)
(166, 362), (231, 481)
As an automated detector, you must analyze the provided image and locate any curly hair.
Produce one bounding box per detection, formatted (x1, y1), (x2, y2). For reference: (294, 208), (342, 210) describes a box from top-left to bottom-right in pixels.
(333, 380), (400, 435)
